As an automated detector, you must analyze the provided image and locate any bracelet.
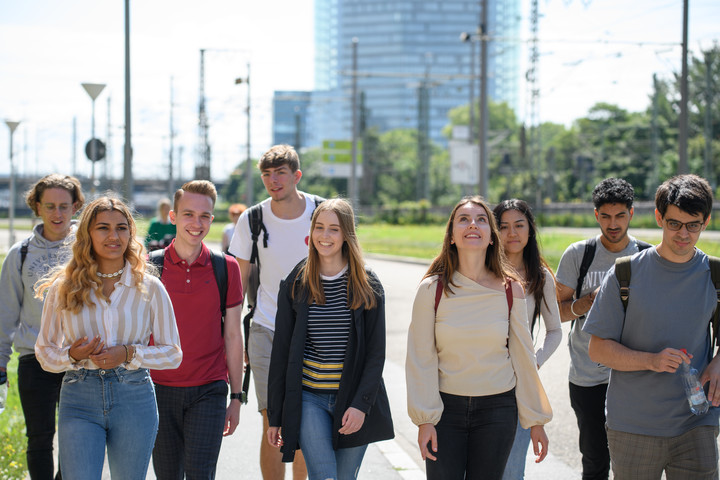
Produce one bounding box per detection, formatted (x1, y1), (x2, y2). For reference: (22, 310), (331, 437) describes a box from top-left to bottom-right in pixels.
(123, 345), (130, 363)
(570, 299), (581, 318)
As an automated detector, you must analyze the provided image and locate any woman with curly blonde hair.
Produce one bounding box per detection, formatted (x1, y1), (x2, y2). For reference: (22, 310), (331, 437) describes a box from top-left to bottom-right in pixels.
(35, 196), (182, 480)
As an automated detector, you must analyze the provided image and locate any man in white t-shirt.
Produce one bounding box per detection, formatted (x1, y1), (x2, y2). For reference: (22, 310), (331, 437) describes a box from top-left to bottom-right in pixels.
(229, 144), (314, 480)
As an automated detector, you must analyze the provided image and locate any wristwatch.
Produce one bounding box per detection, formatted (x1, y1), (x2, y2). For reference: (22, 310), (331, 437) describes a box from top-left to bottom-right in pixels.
(230, 392), (244, 401)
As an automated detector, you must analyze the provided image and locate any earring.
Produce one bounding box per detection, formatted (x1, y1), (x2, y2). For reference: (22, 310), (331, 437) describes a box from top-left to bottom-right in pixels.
(490, 240), (494, 245)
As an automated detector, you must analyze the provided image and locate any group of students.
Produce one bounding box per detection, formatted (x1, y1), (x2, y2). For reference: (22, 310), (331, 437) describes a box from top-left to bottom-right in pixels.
(1, 148), (720, 480)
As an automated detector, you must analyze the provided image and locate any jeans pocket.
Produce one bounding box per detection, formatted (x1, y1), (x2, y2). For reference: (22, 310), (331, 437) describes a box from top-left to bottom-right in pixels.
(62, 371), (80, 384)
(121, 369), (151, 386)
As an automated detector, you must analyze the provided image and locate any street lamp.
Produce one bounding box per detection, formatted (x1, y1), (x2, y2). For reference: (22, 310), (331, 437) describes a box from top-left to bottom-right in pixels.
(235, 63), (253, 204)
(82, 82), (106, 193)
(5, 120), (20, 249)
(460, 31), (476, 141)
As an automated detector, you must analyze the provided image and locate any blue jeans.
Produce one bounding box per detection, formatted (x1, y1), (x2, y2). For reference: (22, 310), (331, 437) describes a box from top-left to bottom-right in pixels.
(58, 367), (158, 480)
(502, 421), (531, 479)
(426, 390), (518, 480)
(299, 390), (368, 480)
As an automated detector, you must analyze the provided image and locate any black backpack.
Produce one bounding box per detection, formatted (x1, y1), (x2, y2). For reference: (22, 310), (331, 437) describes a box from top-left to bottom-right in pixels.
(573, 237), (652, 324)
(240, 195), (324, 403)
(148, 248), (229, 328)
(615, 254), (720, 351)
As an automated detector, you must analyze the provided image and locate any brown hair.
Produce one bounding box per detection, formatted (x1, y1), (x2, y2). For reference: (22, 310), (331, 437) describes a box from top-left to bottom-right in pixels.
(36, 196), (147, 311)
(174, 180), (217, 212)
(25, 174), (85, 216)
(258, 144), (300, 173)
(424, 195), (517, 296)
(295, 198), (377, 310)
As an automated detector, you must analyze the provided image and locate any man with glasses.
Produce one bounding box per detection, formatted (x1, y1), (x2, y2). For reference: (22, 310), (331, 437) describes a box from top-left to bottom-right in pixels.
(555, 177), (648, 480)
(586, 174), (720, 478)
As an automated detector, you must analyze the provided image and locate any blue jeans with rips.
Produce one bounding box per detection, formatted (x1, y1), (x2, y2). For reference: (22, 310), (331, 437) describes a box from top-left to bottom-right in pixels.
(299, 390), (368, 480)
(58, 367), (158, 480)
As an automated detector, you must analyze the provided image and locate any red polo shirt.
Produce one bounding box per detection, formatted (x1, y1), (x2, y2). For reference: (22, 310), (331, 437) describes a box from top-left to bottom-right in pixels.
(150, 240), (243, 387)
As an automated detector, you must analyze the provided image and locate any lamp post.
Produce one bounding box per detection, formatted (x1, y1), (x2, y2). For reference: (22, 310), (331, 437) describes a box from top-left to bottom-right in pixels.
(460, 31), (476, 140)
(81, 82), (106, 193)
(5, 120), (20, 249)
(235, 63), (253, 204)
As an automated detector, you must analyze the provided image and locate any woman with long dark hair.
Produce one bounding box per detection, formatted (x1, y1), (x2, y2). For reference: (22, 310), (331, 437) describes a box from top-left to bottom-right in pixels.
(494, 199), (562, 479)
(406, 195), (552, 479)
(35, 196), (182, 479)
(267, 198), (393, 480)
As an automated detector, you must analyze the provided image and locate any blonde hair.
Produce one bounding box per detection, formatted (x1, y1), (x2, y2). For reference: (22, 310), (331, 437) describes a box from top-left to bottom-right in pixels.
(25, 174), (85, 216)
(295, 198), (377, 310)
(425, 195), (517, 296)
(36, 196), (147, 311)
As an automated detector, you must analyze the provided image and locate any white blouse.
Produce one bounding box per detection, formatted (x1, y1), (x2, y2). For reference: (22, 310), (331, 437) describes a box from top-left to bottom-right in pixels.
(36, 262), (182, 373)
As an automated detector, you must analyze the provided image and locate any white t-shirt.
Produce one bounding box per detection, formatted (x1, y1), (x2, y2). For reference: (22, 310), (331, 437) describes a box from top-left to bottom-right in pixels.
(229, 193), (316, 331)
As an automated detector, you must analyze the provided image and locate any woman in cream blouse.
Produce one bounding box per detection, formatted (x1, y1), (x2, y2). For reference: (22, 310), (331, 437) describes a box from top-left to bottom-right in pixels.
(35, 196), (182, 479)
(406, 196), (552, 479)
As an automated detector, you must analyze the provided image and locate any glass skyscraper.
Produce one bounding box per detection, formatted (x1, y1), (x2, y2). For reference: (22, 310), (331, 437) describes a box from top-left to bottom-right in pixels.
(276, 0), (521, 149)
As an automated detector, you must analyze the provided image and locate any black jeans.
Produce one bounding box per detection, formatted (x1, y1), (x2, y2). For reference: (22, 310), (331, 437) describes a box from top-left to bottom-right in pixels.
(426, 389), (518, 480)
(152, 380), (228, 480)
(569, 382), (610, 480)
(17, 354), (64, 480)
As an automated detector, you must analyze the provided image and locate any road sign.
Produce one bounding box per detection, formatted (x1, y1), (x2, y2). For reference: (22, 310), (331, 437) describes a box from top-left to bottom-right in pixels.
(85, 138), (106, 162)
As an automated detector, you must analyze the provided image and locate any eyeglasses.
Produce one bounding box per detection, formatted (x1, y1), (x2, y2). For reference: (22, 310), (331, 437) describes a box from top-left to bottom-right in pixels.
(665, 219), (704, 233)
(41, 204), (72, 214)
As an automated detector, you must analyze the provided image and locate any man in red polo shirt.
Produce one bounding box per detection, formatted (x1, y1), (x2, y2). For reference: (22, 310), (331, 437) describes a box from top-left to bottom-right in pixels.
(150, 180), (244, 479)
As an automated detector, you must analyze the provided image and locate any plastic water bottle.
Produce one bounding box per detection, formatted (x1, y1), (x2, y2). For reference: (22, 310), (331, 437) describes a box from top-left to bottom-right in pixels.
(680, 349), (709, 416)
(0, 370), (7, 415)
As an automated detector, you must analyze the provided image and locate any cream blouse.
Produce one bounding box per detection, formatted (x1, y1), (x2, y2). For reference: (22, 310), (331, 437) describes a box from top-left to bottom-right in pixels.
(406, 272), (552, 429)
(36, 262), (182, 373)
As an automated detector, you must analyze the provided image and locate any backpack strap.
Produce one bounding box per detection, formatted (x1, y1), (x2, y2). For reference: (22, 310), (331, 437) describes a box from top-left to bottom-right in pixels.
(209, 250), (229, 321)
(434, 279), (443, 315)
(636, 240), (652, 251)
(248, 204), (267, 266)
(576, 237), (597, 301)
(19, 237), (30, 272)
(505, 280), (514, 320)
(148, 249), (165, 277)
(708, 256), (720, 351)
(615, 255), (633, 311)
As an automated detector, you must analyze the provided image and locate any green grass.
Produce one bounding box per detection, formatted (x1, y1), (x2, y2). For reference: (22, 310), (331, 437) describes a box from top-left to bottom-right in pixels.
(357, 224), (720, 271)
(0, 353), (27, 480)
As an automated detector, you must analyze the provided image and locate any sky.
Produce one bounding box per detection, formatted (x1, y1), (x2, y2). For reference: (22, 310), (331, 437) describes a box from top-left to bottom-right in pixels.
(0, 0), (718, 184)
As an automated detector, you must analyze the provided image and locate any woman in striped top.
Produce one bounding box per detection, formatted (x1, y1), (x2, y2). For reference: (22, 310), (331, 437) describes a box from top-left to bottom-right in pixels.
(35, 196), (182, 480)
(267, 198), (394, 480)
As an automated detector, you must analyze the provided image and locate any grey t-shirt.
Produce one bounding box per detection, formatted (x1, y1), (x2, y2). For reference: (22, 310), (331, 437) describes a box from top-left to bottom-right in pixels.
(584, 247), (719, 436)
(555, 235), (644, 386)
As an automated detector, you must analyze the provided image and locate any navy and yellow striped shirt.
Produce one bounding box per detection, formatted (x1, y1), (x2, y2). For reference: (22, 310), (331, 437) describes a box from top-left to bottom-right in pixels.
(302, 267), (351, 393)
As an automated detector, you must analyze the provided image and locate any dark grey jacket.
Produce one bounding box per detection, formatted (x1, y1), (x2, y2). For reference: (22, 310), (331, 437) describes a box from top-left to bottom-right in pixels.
(267, 259), (394, 462)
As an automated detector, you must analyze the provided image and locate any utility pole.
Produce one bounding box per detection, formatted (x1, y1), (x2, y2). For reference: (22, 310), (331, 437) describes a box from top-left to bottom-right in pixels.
(478, 0), (489, 197)
(704, 51), (714, 188)
(417, 59), (431, 201)
(197, 49), (211, 180)
(235, 63), (253, 204)
(169, 76), (175, 196)
(350, 38), (359, 207)
(678, 0), (689, 174)
(649, 74), (660, 194)
(124, 0), (134, 203)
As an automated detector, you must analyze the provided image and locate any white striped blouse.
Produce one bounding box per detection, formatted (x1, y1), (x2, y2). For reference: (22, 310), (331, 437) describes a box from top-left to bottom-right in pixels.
(35, 261), (182, 373)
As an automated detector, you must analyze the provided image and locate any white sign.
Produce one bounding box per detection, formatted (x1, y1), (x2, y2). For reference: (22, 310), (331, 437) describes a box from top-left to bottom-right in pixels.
(321, 163), (364, 178)
(449, 141), (479, 186)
